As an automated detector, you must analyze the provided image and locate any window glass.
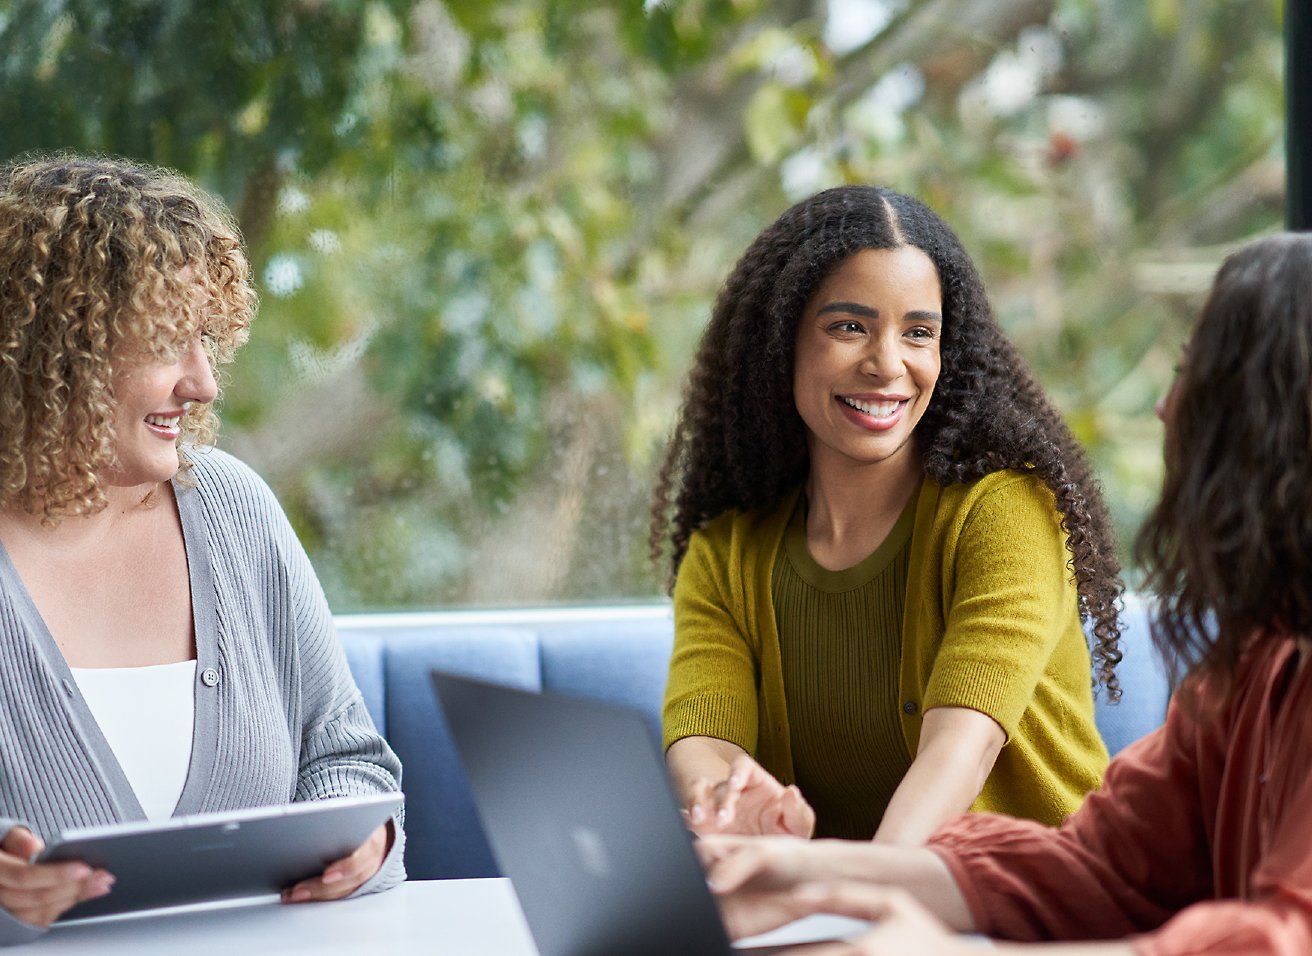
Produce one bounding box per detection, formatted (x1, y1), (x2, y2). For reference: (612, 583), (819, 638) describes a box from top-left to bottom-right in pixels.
(0, 0), (1285, 607)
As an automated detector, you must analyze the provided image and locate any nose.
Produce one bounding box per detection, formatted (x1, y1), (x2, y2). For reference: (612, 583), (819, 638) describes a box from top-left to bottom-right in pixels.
(858, 329), (904, 381)
(177, 337), (218, 405)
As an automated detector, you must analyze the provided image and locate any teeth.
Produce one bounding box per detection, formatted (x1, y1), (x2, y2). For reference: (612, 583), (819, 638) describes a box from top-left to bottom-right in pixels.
(842, 397), (901, 418)
(145, 414), (181, 428)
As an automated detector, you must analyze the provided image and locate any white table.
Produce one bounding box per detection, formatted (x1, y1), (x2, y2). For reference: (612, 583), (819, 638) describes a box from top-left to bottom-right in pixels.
(29, 880), (536, 956)
(27, 879), (868, 955)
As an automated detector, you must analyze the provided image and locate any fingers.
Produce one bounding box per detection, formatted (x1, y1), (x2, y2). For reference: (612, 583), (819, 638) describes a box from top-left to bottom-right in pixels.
(0, 831), (114, 927)
(0, 827), (42, 860)
(793, 881), (909, 922)
(282, 823), (388, 905)
(779, 785), (817, 838)
(685, 759), (798, 837)
(694, 833), (753, 869)
(702, 838), (789, 894)
(685, 777), (724, 832)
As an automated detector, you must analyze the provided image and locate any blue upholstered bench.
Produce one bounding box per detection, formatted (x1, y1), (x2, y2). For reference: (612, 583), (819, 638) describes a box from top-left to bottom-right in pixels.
(335, 598), (1170, 880)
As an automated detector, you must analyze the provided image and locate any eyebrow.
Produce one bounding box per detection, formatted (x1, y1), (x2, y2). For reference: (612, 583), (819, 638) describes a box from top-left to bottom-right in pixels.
(816, 301), (942, 323)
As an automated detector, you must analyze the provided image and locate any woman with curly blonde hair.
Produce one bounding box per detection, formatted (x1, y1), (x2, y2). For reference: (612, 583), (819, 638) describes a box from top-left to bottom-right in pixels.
(0, 154), (404, 943)
(653, 185), (1122, 845)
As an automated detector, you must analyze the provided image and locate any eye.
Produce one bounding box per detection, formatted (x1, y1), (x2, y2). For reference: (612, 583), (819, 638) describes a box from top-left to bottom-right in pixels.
(905, 325), (938, 341)
(828, 320), (866, 335)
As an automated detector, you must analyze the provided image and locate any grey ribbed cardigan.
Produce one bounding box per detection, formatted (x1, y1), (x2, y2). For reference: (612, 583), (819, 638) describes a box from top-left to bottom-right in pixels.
(0, 448), (405, 945)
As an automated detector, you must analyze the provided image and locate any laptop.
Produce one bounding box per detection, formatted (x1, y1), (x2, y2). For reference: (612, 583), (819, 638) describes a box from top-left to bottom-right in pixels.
(430, 671), (866, 956)
(39, 792), (403, 921)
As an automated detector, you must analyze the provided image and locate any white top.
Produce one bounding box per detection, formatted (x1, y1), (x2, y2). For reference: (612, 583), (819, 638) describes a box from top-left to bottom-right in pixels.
(69, 661), (197, 822)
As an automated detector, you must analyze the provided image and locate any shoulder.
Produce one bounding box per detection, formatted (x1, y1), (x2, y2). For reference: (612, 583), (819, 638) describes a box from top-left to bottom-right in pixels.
(179, 446), (294, 546)
(187, 443), (274, 495)
(928, 470), (1060, 533)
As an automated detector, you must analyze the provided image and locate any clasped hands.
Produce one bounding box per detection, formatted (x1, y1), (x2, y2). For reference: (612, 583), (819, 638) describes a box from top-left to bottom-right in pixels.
(0, 821), (391, 927)
(680, 760), (971, 955)
(681, 753), (817, 838)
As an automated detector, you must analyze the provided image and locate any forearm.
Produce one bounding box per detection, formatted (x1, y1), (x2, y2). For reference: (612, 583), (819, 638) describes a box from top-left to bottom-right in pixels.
(874, 708), (1002, 846)
(874, 750), (984, 845)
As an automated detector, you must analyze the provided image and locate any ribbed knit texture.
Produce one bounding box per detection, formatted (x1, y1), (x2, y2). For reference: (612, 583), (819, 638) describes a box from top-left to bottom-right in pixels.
(0, 448), (405, 945)
(774, 495), (915, 839)
(664, 471), (1109, 831)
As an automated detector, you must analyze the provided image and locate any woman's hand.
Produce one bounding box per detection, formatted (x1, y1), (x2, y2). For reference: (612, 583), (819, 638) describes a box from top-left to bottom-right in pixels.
(778, 882), (972, 956)
(699, 834), (885, 940)
(0, 827), (114, 927)
(281, 821), (391, 904)
(698, 834), (976, 942)
(684, 753), (816, 838)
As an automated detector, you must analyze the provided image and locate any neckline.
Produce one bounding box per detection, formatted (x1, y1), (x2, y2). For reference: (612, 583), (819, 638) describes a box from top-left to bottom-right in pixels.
(783, 480), (921, 592)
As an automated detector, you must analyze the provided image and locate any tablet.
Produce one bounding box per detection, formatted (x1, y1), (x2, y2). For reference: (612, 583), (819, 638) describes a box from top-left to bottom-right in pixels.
(37, 792), (403, 921)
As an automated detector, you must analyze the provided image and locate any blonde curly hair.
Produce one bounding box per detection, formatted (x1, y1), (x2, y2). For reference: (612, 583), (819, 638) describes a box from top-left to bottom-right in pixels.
(0, 153), (255, 522)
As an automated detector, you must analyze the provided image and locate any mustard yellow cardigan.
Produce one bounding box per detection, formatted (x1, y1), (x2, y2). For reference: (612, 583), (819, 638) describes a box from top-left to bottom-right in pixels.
(663, 470), (1109, 825)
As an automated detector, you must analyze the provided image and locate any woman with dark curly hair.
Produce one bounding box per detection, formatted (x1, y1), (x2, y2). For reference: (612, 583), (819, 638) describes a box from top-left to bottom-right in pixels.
(700, 231), (1312, 955)
(0, 154), (404, 944)
(653, 185), (1122, 844)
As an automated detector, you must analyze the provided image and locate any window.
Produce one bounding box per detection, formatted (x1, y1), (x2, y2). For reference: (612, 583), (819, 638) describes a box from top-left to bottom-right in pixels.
(1, 0), (1286, 607)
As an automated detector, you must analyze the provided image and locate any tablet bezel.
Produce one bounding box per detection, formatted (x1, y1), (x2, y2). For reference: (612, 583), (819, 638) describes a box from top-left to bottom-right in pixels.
(37, 792), (403, 921)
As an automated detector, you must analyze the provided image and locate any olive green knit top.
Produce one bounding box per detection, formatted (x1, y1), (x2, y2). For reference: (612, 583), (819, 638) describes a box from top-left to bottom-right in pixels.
(774, 493), (917, 839)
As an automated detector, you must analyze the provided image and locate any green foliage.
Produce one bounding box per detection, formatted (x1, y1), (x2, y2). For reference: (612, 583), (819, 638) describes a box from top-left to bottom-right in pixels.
(0, 0), (1286, 605)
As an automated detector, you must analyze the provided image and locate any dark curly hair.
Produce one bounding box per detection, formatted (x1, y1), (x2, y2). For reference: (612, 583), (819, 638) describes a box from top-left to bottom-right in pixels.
(651, 185), (1123, 697)
(1136, 233), (1312, 693)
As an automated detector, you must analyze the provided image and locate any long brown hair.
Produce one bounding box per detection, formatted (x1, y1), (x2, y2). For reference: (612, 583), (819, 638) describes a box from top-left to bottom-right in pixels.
(651, 185), (1124, 697)
(1136, 233), (1312, 688)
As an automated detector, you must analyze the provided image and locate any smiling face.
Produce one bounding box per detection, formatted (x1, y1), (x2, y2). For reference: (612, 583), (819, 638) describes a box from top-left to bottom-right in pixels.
(106, 333), (218, 491)
(792, 245), (943, 476)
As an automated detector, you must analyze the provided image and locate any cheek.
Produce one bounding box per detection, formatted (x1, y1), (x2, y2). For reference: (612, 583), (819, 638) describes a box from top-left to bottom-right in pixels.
(914, 349), (941, 396)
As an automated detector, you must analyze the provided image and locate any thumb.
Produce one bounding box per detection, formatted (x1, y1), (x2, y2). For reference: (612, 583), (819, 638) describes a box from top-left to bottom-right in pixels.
(1, 826), (44, 859)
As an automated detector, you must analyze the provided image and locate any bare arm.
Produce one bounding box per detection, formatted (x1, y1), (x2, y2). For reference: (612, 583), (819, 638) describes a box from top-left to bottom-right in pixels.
(783, 881), (1135, 955)
(873, 706), (1004, 846)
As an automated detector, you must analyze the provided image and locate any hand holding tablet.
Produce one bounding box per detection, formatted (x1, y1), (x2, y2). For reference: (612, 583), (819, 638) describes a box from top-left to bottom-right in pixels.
(0, 826), (114, 928)
(34, 793), (402, 922)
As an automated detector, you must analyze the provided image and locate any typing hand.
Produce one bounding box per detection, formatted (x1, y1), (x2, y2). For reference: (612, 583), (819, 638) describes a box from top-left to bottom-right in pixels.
(684, 754), (815, 838)
(0, 827), (114, 927)
(777, 882), (970, 956)
(281, 821), (391, 904)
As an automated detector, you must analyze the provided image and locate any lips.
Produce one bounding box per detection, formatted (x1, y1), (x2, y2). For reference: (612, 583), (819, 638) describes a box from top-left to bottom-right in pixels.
(836, 394), (909, 432)
(143, 408), (187, 439)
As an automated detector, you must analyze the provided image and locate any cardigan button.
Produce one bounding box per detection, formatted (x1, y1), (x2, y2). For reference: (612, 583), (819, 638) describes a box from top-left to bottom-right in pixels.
(200, 668), (220, 688)
(902, 700), (918, 715)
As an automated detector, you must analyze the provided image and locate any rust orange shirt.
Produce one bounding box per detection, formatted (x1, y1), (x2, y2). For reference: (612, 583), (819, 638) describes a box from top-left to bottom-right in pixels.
(930, 635), (1312, 954)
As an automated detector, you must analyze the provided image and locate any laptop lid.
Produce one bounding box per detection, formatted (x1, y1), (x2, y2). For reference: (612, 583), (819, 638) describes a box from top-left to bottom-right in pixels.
(430, 670), (735, 956)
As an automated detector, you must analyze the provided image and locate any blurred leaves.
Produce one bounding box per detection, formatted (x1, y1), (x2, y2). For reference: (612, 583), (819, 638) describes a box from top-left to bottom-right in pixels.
(0, 0), (1285, 604)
